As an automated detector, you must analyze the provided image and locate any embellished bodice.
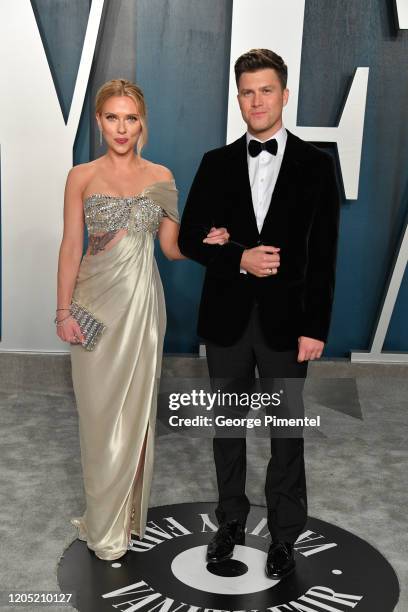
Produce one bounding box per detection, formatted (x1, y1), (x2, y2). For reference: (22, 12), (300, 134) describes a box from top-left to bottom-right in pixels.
(82, 180), (179, 256)
(84, 193), (164, 236)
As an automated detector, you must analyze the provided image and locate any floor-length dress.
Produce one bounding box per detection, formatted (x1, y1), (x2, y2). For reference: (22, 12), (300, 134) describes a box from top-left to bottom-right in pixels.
(69, 180), (178, 560)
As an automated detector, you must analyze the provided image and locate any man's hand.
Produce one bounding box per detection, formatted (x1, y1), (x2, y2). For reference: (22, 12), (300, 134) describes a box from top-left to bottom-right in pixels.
(240, 245), (280, 277)
(203, 227), (230, 245)
(297, 336), (324, 362)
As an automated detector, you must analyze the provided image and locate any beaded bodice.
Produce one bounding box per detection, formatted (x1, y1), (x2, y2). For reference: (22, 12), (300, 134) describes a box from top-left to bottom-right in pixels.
(84, 193), (164, 236)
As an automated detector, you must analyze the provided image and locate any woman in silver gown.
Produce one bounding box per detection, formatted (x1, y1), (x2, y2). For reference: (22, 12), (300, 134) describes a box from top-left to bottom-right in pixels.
(56, 79), (228, 561)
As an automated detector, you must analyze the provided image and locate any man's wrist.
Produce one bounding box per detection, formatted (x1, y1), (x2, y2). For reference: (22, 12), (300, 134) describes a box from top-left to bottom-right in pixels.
(240, 249), (248, 270)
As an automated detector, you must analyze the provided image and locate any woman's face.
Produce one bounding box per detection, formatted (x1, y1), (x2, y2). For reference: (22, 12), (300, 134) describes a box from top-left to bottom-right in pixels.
(97, 95), (142, 154)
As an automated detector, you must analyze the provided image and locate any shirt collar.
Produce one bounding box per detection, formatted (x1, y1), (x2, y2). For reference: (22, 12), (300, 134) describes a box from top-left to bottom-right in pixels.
(246, 125), (287, 155)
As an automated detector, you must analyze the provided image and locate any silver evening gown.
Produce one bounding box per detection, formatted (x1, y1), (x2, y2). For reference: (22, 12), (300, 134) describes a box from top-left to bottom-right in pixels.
(69, 180), (179, 560)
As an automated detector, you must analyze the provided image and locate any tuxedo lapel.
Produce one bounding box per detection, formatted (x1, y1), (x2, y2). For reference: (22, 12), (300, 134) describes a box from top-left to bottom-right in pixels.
(260, 130), (302, 241)
(228, 135), (260, 245)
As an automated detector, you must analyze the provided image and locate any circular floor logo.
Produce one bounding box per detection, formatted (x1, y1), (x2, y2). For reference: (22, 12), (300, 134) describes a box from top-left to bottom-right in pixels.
(58, 502), (399, 612)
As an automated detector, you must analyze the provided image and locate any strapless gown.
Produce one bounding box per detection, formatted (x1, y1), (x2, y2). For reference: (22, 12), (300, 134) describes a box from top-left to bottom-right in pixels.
(69, 180), (178, 560)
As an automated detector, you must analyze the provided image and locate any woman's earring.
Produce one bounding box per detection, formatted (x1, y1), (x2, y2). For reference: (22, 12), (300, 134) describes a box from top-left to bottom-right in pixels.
(99, 129), (103, 146)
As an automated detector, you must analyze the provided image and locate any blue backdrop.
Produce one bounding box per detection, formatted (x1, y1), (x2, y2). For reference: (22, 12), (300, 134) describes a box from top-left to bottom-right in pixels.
(28, 0), (408, 356)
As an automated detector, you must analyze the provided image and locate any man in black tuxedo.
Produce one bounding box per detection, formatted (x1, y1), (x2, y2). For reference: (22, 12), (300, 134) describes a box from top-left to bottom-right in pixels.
(178, 49), (340, 579)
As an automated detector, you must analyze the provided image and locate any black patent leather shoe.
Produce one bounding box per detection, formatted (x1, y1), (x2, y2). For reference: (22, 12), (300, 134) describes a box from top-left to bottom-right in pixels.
(265, 542), (295, 579)
(206, 520), (245, 562)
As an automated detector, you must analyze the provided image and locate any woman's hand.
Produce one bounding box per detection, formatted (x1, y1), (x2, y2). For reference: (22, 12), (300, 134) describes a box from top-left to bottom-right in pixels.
(56, 315), (85, 345)
(203, 227), (230, 245)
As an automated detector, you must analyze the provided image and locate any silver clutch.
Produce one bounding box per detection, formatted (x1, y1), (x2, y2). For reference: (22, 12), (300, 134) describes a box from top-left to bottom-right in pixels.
(70, 301), (106, 351)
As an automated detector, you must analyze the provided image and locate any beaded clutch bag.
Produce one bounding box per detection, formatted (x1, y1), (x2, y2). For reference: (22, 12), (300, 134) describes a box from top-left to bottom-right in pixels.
(70, 301), (106, 351)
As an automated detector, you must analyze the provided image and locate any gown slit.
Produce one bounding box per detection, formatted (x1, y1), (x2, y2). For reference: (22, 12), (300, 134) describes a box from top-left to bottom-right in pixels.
(129, 423), (149, 539)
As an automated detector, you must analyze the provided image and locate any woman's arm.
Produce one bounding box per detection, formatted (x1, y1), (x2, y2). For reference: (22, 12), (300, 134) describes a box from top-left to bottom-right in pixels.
(157, 217), (185, 260)
(155, 165), (229, 260)
(158, 219), (230, 261)
(56, 166), (86, 344)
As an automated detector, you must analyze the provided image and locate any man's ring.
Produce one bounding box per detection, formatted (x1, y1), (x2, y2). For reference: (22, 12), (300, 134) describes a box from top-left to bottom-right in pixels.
(267, 268), (273, 274)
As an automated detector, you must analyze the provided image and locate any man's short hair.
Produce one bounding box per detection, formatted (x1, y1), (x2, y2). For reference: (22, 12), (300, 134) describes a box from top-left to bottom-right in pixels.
(234, 49), (288, 90)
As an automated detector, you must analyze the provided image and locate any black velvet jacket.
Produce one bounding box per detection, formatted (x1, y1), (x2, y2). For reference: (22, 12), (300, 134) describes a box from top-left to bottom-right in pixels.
(178, 131), (340, 349)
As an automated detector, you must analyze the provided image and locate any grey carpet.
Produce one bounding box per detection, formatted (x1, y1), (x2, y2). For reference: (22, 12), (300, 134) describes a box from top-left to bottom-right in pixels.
(0, 356), (406, 611)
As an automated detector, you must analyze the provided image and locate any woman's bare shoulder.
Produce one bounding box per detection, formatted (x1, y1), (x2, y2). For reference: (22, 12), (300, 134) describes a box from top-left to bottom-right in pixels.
(142, 160), (174, 182)
(66, 160), (100, 192)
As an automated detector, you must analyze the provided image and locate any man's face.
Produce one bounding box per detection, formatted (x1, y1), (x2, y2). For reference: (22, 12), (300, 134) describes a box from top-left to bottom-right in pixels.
(237, 68), (289, 139)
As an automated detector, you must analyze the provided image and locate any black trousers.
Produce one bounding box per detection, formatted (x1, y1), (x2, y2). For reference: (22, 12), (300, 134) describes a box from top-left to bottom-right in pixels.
(205, 304), (308, 544)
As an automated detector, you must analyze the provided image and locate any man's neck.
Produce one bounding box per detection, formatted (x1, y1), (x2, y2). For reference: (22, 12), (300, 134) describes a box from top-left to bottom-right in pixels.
(247, 122), (284, 142)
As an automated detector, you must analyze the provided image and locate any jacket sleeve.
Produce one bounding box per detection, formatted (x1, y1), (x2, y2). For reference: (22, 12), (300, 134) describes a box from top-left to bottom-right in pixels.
(301, 154), (340, 342)
(178, 152), (245, 279)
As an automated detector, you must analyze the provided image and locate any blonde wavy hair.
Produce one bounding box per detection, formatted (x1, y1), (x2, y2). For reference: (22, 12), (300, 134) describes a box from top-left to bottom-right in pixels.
(95, 78), (147, 155)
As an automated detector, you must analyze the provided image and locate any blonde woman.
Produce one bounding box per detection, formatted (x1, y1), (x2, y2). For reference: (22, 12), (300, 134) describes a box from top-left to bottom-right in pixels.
(56, 79), (228, 560)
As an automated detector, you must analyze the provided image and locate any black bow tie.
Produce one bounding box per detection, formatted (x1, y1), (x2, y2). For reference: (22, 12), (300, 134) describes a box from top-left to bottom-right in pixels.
(248, 138), (278, 157)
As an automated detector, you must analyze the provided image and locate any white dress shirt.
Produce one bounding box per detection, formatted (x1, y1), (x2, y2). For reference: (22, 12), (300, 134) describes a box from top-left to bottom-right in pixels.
(240, 126), (287, 274)
(247, 125), (287, 233)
